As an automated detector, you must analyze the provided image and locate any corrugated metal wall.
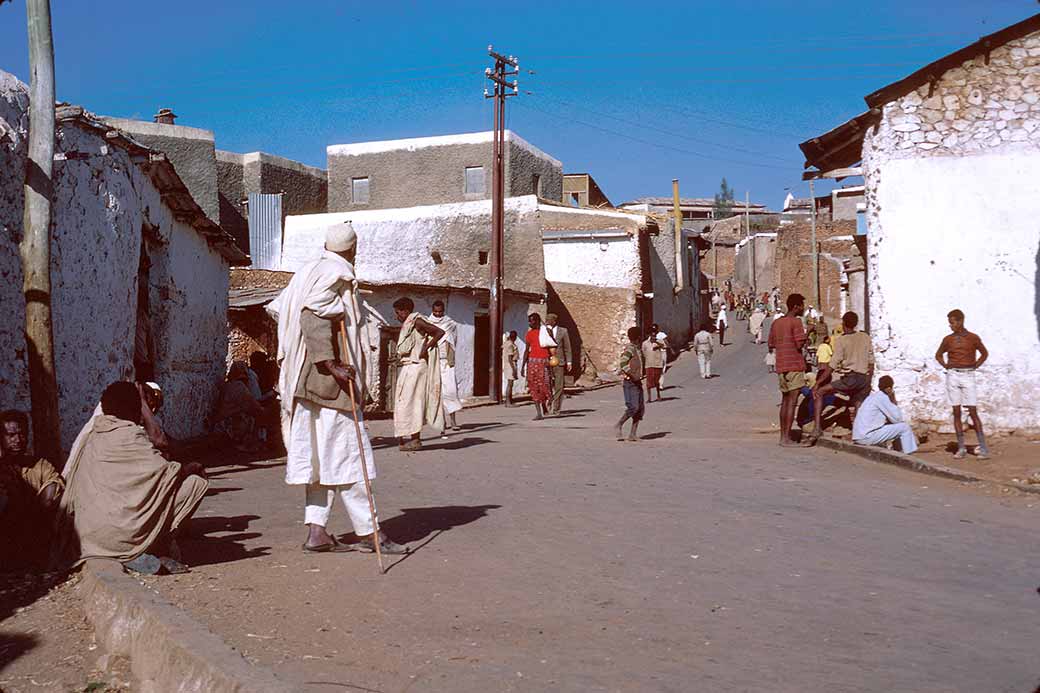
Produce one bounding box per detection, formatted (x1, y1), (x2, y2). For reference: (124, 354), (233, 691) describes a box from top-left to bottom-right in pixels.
(247, 193), (283, 270)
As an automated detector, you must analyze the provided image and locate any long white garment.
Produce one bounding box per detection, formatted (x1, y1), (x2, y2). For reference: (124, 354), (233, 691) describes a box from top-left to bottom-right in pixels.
(287, 398), (375, 486)
(267, 251), (368, 448)
(304, 482), (375, 535)
(394, 313), (444, 437)
(427, 312), (463, 416)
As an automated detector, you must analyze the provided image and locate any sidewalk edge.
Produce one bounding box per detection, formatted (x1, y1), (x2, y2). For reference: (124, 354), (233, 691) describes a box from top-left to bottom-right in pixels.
(815, 436), (985, 483)
(79, 559), (296, 693)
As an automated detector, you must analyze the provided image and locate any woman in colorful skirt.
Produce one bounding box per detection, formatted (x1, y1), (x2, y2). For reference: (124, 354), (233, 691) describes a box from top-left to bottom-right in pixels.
(521, 313), (553, 421)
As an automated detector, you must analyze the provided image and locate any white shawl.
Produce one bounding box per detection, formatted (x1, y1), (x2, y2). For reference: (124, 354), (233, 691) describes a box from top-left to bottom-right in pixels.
(538, 325), (559, 349)
(267, 251), (367, 445)
(426, 313), (458, 359)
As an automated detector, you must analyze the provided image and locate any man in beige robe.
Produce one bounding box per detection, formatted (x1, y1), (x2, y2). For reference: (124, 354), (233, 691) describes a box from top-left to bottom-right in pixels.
(392, 297), (445, 451)
(57, 382), (207, 574)
(268, 221), (407, 554)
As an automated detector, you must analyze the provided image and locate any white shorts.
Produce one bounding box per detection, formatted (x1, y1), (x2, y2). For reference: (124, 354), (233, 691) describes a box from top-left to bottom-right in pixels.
(945, 369), (977, 407)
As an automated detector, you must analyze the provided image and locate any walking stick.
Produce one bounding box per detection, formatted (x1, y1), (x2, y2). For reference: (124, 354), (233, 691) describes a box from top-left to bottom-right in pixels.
(338, 320), (384, 574)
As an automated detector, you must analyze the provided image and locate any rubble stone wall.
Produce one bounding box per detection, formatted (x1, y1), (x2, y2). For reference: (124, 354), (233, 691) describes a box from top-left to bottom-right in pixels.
(775, 220), (857, 324)
(548, 281), (635, 378)
(862, 29), (1040, 431)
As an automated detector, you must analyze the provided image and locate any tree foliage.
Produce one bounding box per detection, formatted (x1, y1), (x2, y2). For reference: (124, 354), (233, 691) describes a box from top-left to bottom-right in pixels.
(714, 178), (735, 219)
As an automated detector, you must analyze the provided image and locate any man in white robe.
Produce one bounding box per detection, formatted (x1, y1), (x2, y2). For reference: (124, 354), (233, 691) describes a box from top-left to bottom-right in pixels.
(392, 297), (445, 451)
(267, 221), (406, 554)
(428, 300), (463, 435)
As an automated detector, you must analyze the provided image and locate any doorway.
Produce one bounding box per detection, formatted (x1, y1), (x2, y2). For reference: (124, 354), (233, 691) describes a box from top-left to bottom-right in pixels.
(473, 313), (490, 397)
(378, 326), (401, 412)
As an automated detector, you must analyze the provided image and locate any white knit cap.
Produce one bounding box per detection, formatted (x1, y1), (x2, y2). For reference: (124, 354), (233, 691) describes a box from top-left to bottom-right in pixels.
(325, 221), (357, 252)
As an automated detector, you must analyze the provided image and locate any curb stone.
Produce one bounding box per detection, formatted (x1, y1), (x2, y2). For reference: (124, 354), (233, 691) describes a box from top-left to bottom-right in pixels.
(815, 435), (986, 483)
(79, 559), (296, 693)
(816, 435), (1040, 495)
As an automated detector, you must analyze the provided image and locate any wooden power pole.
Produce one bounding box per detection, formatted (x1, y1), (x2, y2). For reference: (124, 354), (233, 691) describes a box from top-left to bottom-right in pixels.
(484, 46), (518, 404)
(21, 0), (61, 461)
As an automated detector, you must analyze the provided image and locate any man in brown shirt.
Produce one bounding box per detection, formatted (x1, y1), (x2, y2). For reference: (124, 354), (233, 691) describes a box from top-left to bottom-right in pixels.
(935, 308), (990, 459)
(810, 311), (873, 442)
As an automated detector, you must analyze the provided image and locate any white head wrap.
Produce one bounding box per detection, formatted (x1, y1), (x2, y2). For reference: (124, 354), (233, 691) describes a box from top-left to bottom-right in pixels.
(325, 221), (357, 252)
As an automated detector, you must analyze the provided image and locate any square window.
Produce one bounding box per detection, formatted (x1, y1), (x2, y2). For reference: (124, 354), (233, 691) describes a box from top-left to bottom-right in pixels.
(352, 177), (370, 204)
(465, 166), (485, 195)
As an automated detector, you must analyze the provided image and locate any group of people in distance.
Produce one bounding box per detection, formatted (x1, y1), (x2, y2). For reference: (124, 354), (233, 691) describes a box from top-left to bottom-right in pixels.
(768, 292), (990, 460)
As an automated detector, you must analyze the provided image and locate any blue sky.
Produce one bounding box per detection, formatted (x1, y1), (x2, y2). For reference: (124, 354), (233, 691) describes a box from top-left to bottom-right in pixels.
(0, 1), (1034, 207)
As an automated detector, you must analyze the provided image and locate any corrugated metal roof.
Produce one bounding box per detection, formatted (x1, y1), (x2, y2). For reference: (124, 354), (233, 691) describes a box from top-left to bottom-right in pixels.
(228, 286), (284, 309)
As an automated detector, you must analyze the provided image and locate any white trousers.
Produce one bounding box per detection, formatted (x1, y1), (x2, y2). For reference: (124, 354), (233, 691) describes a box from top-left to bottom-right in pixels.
(304, 482), (376, 536)
(854, 422), (919, 454)
(697, 352), (712, 378)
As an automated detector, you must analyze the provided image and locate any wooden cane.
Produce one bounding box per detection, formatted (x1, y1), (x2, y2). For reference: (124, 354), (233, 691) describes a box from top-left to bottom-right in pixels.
(338, 320), (384, 574)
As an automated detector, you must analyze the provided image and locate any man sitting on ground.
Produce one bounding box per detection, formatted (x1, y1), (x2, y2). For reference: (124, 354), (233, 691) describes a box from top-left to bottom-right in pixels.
(58, 382), (208, 574)
(0, 410), (65, 570)
(852, 376), (918, 454)
(810, 311), (873, 442)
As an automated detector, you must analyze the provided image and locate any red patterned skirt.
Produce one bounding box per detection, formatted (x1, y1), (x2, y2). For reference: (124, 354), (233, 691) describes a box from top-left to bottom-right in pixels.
(526, 357), (551, 403)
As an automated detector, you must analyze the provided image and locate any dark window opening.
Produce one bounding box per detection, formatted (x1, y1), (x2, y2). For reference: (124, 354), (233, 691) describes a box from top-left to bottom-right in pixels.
(478, 250), (488, 265)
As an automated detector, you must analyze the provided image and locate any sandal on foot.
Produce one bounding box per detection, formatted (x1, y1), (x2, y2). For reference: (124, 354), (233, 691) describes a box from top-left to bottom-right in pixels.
(123, 553), (162, 575)
(350, 536), (410, 555)
(159, 556), (190, 574)
(302, 537), (356, 553)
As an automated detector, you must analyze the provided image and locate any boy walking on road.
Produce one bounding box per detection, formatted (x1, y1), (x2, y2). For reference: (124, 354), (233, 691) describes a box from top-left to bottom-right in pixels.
(614, 327), (645, 442)
(935, 309), (990, 459)
(768, 294), (808, 447)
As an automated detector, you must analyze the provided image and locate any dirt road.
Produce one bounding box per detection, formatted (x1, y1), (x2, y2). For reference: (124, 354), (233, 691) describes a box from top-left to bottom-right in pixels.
(148, 325), (1039, 692)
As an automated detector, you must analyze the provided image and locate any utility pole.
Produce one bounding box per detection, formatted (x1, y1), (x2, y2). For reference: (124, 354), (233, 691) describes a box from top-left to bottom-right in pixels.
(21, 0), (60, 462)
(808, 179), (820, 310)
(672, 179), (684, 292)
(484, 46), (518, 404)
(745, 191), (752, 290)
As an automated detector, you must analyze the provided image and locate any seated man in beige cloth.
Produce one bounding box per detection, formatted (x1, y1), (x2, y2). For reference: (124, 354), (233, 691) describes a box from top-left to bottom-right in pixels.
(0, 409), (65, 571)
(57, 381), (208, 575)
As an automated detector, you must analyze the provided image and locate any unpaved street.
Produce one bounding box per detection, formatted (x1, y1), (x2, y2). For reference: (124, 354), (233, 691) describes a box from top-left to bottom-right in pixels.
(152, 327), (1039, 692)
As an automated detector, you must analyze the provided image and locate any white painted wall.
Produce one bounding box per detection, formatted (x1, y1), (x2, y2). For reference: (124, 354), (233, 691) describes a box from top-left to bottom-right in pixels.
(0, 75), (229, 451)
(868, 152), (1040, 431)
(542, 235), (640, 290)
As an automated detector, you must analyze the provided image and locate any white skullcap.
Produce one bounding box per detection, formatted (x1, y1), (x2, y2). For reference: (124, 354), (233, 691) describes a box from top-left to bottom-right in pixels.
(145, 381), (161, 392)
(326, 221), (357, 252)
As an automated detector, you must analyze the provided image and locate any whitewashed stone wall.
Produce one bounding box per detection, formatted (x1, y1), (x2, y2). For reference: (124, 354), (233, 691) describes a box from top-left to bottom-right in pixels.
(0, 71), (230, 451)
(862, 30), (1040, 432)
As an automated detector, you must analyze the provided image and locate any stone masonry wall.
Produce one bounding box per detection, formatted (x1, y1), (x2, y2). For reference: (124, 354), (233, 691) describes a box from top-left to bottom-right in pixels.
(862, 28), (1040, 431)
(775, 220), (857, 323)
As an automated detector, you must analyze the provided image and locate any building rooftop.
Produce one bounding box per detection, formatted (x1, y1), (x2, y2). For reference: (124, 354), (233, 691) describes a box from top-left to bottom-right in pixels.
(621, 196), (768, 209)
(326, 130), (562, 168)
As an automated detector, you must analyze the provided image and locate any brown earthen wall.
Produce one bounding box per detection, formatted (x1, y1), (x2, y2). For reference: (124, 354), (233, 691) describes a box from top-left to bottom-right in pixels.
(548, 281), (636, 378)
(775, 220), (858, 322)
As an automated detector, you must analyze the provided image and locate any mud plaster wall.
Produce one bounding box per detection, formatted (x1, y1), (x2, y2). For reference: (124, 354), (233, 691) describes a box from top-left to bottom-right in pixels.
(0, 76), (229, 451)
(328, 137), (561, 212)
(542, 234), (640, 290)
(281, 197), (545, 297)
(775, 220), (857, 323)
(548, 281), (635, 376)
(704, 244), (736, 286)
(216, 157), (248, 252)
(733, 236), (776, 293)
(101, 118), (219, 223)
(862, 29), (1040, 431)
(649, 218), (697, 346)
(227, 270), (535, 403)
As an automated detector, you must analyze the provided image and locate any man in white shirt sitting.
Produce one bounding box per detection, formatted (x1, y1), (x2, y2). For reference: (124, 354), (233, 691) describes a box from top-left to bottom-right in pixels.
(852, 375), (918, 454)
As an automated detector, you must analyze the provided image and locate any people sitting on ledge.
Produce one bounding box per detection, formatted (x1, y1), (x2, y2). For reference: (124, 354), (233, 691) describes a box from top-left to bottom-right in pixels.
(0, 409), (65, 571)
(57, 381), (208, 575)
(851, 375), (918, 455)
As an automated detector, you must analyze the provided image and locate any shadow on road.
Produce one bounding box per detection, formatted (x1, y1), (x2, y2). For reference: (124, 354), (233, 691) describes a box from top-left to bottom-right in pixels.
(0, 632), (38, 671)
(203, 486), (242, 498)
(205, 460), (285, 480)
(360, 504), (502, 573)
(642, 432), (670, 440)
(181, 514), (270, 567)
(421, 436), (494, 451)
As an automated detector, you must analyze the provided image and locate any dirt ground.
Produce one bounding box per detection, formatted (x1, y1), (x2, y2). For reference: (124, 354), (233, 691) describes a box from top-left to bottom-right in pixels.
(914, 431), (1040, 486)
(0, 572), (131, 693)
(141, 327), (1038, 693)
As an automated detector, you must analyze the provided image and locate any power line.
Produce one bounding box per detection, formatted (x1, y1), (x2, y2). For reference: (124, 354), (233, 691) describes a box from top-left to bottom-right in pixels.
(512, 99), (793, 172)
(529, 92), (798, 164)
